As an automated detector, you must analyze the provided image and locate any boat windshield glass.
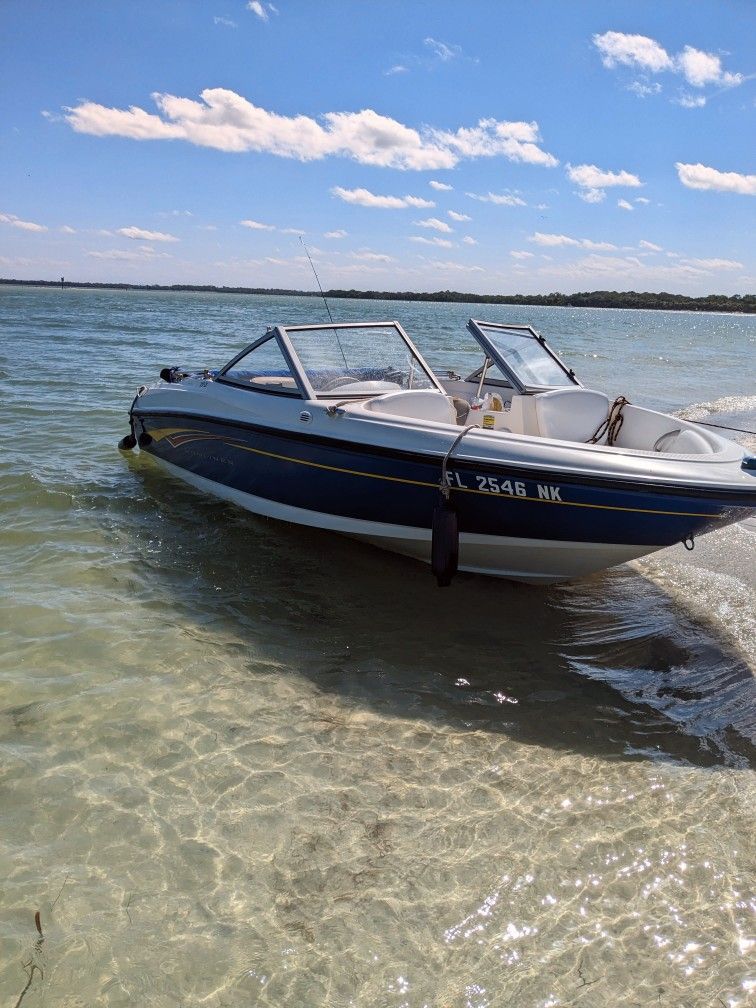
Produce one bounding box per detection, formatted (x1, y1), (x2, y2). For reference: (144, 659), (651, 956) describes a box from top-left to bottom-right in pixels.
(283, 324), (436, 397)
(469, 321), (574, 390)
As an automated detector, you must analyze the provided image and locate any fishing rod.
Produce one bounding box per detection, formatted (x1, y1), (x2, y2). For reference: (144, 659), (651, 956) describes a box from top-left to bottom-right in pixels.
(299, 236), (348, 368)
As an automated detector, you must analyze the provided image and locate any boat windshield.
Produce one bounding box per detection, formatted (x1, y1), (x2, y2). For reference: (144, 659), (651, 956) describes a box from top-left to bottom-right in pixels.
(281, 323), (438, 398)
(467, 320), (577, 392)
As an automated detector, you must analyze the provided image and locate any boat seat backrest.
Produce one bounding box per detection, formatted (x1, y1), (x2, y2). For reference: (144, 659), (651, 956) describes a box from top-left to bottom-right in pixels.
(531, 388), (611, 442)
(364, 389), (457, 425)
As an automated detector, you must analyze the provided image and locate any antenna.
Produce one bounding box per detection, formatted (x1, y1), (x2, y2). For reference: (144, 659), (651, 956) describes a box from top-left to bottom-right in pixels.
(300, 236), (335, 324)
(299, 236), (348, 369)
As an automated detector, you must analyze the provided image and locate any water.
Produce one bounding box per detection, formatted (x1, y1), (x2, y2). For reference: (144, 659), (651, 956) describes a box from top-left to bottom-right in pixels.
(1, 285), (754, 1007)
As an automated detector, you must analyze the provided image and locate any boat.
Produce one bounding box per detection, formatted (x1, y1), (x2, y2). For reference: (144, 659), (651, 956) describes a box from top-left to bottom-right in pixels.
(119, 318), (756, 584)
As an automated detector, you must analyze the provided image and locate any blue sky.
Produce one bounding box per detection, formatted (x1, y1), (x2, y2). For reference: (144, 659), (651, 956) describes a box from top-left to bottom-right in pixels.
(1, 0), (754, 295)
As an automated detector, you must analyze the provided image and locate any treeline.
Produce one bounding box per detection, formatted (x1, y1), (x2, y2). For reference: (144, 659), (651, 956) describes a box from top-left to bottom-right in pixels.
(2, 278), (753, 313)
(321, 288), (756, 313)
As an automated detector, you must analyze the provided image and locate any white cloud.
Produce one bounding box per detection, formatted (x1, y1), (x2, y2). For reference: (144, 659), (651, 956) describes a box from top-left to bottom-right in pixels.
(0, 212), (47, 232)
(353, 250), (394, 262)
(635, 197), (651, 205)
(676, 46), (743, 88)
(466, 191), (526, 206)
(331, 186), (434, 209)
(627, 81), (662, 98)
(529, 231), (617, 251)
(428, 260), (484, 272)
(430, 180), (453, 191)
(414, 216), (453, 232)
(675, 163), (756, 195)
(511, 251), (535, 260)
(87, 245), (172, 261)
(63, 89), (557, 171)
(384, 64), (409, 76)
(324, 229), (347, 238)
(617, 199), (634, 211)
(117, 226), (178, 242)
(448, 210), (471, 221)
(567, 163), (642, 203)
(593, 32), (673, 73)
(424, 37), (462, 62)
(214, 16), (237, 27)
(681, 257), (743, 270)
(675, 93), (707, 108)
(594, 32), (744, 100)
(409, 236), (454, 248)
(462, 236), (477, 245)
(639, 240), (662, 251)
(280, 227), (305, 235)
(240, 219), (275, 230)
(567, 163), (642, 190)
(578, 188), (606, 204)
(247, 1), (268, 21)
(60, 225), (76, 234)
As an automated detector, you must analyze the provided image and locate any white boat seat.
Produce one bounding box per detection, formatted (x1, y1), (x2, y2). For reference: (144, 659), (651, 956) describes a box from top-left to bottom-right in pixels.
(364, 389), (457, 425)
(530, 388), (611, 442)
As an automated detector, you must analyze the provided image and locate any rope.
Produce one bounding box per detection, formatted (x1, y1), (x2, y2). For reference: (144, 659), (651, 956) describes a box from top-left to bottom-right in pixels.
(587, 395), (629, 447)
(440, 424), (480, 498)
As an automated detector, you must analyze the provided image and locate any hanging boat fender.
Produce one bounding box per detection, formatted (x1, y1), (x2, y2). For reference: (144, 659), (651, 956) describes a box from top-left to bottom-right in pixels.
(117, 387), (147, 451)
(431, 424), (479, 587)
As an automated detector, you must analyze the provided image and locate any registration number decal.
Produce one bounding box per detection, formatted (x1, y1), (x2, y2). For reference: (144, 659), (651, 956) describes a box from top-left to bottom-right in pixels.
(445, 469), (563, 502)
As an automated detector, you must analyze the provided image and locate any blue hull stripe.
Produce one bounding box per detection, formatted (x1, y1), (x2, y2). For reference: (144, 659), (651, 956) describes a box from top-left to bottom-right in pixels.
(135, 412), (750, 547)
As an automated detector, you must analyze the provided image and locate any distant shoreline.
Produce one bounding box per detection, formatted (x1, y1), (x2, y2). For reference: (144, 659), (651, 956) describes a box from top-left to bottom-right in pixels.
(2, 278), (754, 314)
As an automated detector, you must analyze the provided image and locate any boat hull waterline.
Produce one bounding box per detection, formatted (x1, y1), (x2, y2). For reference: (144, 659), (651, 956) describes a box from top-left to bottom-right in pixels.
(134, 412), (750, 584)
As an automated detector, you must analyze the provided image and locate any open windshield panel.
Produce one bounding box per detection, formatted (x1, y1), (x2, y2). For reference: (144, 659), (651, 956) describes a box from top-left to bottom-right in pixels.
(279, 322), (443, 399)
(217, 332), (305, 396)
(466, 320), (579, 394)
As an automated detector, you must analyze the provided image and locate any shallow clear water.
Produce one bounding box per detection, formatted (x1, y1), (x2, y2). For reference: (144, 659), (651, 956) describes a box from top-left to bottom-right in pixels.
(1, 286), (754, 1007)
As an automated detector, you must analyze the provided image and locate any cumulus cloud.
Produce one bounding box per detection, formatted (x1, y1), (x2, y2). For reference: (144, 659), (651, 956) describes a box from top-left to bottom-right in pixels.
(62, 89), (558, 171)
(428, 260), (484, 273)
(529, 231), (617, 251)
(617, 199), (634, 211)
(448, 210), (471, 221)
(639, 240), (663, 251)
(409, 235), (454, 248)
(60, 225), (76, 234)
(462, 236), (477, 245)
(324, 229), (347, 238)
(429, 180), (453, 191)
(280, 227), (305, 235)
(593, 31), (744, 101)
(593, 32), (673, 73)
(414, 216), (453, 232)
(675, 163), (756, 195)
(567, 163), (642, 203)
(676, 46), (743, 88)
(331, 186), (434, 209)
(635, 197), (651, 205)
(466, 191), (526, 206)
(117, 226), (178, 241)
(0, 212), (47, 232)
(511, 251), (535, 259)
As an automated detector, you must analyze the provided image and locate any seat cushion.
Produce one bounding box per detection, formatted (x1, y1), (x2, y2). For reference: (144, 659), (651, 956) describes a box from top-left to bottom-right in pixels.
(532, 388), (610, 442)
(365, 389), (457, 425)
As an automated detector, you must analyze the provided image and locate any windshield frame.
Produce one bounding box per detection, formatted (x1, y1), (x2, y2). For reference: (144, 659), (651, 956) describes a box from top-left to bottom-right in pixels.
(216, 331), (307, 398)
(277, 320), (445, 400)
(466, 319), (579, 394)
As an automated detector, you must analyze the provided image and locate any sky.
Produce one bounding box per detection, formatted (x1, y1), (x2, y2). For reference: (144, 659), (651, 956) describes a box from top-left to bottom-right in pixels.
(1, 0), (754, 296)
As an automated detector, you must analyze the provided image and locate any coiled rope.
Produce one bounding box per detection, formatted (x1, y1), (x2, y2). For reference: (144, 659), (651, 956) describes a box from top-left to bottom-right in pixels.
(588, 395), (630, 446)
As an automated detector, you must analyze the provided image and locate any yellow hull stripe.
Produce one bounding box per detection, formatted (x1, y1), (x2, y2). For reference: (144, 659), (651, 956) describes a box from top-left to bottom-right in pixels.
(146, 427), (724, 521)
